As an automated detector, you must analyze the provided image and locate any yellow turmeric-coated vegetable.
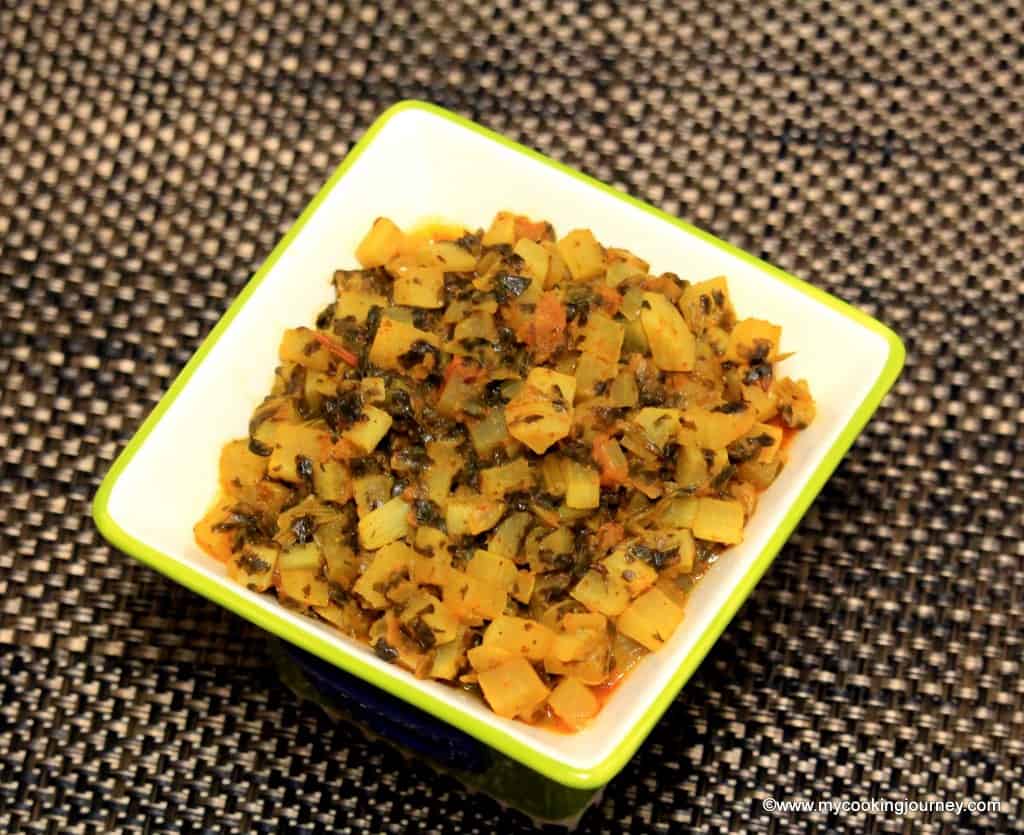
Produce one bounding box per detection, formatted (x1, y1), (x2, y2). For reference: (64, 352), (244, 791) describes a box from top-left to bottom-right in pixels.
(548, 677), (600, 728)
(196, 212), (815, 730)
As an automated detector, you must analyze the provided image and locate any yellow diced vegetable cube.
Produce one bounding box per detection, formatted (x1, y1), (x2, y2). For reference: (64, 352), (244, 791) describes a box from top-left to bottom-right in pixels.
(562, 612), (608, 633)
(429, 239), (477, 272)
(357, 217), (405, 267)
(571, 570), (630, 616)
(548, 677), (599, 729)
(341, 404), (393, 454)
(675, 445), (708, 491)
(635, 529), (696, 576)
(353, 473), (393, 518)
(677, 405), (756, 450)
(413, 524), (448, 554)
(392, 262), (445, 308)
(657, 529), (695, 574)
(279, 327), (336, 372)
(540, 454), (567, 496)
(564, 460), (600, 509)
(574, 352), (618, 401)
(592, 433), (629, 486)
(556, 229), (605, 281)
(312, 459), (350, 504)
(267, 423), (328, 482)
(619, 286), (645, 321)
(410, 550), (452, 586)
(549, 632), (588, 664)
(526, 366), (576, 403)
(512, 570), (535, 604)
(736, 458), (782, 490)
(727, 318), (781, 363)
(277, 541), (320, 571)
(442, 574), (507, 623)
(505, 368), (576, 454)
(640, 292), (696, 371)
(336, 288), (388, 322)
(751, 422), (783, 463)
(537, 526), (574, 560)
(543, 645), (610, 684)
(622, 317), (649, 354)
(227, 544), (278, 592)
(453, 311), (498, 344)
(488, 512), (532, 559)
(483, 616), (555, 660)
(616, 587), (685, 651)
(742, 382), (779, 422)
(775, 377), (816, 429)
(466, 549), (518, 592)
(352, 541), (415, 608)
(608, 371), (639, 408)
(430, 638), (467, 680)
(468, 644), (517, 672)
(219, 439), (267, 495)
(730, 480), (758, 518)
(478, 657), (550, 719)
(544, 245), (571, 288)
(479, 458), (534, 498)
(579, 311), (624, 364)
(397, 587), (433, 618)
(692, 497), (745, 545)
(602, 547), (658, 597)
(660, 497), (700, 531)
(357, 496), (411, 550)
(314, 600), (369, 637)
(633, 407), (683, 451)
(421, 600), (459, 645)
(359, 376), (387, 404)
(304, 372), (340, 413)
(368, 318), (440, 371)
(386, 579), (419, 606)
(603, 248), (649, 288)
(513, 238), (550, 281)
(446, 494), (506, 536)
(467, 408), (510, 458)
(279, 566), (330, 608)
(423, 440), (462, 506)
(482, 211), (516, 247)
(679, 276), (733, 333)
(320, 541), (360, 588)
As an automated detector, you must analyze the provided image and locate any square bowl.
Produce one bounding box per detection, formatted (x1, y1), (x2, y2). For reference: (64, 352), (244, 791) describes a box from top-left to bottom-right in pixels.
(93, 100), (904, 789)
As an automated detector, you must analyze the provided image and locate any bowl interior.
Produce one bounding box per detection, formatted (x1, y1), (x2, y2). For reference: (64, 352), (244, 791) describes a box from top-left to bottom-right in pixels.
(103, 104), (893, 776)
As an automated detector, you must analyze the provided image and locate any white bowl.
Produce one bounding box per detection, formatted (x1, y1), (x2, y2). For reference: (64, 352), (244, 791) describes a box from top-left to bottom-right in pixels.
(94, 100), (904, 788)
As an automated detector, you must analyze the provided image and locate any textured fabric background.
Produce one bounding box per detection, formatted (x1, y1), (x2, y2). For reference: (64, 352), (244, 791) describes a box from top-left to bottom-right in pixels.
(1, 1), (1022, 832)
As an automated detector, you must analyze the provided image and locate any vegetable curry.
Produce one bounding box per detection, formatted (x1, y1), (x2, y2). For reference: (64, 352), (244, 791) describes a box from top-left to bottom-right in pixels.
(195, 212), (816, 729)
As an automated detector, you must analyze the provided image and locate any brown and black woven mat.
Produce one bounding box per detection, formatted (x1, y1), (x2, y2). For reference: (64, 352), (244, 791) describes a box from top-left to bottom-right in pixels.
(2, 1), (1022, 832)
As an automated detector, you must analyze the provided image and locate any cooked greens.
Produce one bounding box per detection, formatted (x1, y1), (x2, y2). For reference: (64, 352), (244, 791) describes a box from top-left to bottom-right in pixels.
(195, 212), (816, 729)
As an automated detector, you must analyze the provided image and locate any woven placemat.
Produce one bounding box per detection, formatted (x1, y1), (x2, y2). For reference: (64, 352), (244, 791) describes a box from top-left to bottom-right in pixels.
(2, 1), (1022, 832)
